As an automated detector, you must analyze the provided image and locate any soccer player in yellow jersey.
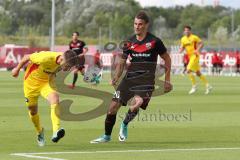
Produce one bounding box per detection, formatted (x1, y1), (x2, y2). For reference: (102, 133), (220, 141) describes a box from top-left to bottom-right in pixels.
(179, 26), (212, 94)
(11, 50), (78, 146)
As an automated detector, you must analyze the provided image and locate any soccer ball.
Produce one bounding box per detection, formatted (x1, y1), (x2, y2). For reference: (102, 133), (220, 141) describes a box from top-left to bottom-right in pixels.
(83, 65), (102, 85)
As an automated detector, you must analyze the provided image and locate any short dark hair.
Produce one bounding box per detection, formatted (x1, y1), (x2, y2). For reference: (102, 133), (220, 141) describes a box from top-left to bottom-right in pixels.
(63, 50), (79, 67)
(184, 25), (192, 30)
(72, 31), (79, 36)
(135, 11), (149, 23)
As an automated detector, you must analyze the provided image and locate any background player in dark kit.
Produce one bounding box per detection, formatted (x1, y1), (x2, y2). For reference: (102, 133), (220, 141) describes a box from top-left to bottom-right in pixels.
(69, 31), (88, 89)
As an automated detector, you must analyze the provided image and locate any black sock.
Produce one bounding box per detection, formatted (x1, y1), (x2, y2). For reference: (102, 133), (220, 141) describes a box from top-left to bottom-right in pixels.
(105, 114), (116, 136)
(73, 73), (78, 85)
(123, 109), (139, 125)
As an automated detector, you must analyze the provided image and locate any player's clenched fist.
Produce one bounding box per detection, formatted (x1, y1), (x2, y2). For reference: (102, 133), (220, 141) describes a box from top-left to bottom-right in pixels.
(110, 77), (119, 86)
(164, 81), (173, 93)
(12, 68), (20, 78)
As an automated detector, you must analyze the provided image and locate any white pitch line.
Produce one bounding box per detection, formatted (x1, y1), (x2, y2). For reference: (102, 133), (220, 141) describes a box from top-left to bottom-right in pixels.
(11, 147), (240, 160)
(11, 153), (64, 160)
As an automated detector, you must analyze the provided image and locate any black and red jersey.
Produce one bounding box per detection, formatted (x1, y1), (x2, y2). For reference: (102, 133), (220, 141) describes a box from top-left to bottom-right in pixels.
(122, 32), (167, 74)
(122, 32), (167, 62)
(69, 40), (86, 55)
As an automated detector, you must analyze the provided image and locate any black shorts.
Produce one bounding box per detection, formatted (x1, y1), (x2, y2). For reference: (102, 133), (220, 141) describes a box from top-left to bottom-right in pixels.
(112, 77), (154, 110)
(212, 63), (218, 68)
(75, 56), (85, 70)
(217, 63), (223, 68)
(75, 64), (85, 70)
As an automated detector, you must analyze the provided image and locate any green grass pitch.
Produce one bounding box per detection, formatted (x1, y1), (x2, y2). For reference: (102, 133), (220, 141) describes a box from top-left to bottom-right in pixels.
(0, 71), (240, 160)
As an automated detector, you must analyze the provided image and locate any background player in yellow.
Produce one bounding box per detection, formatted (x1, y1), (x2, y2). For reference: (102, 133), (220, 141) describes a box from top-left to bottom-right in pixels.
(11, 50), (78, 146)
(179, 26), (212, 94)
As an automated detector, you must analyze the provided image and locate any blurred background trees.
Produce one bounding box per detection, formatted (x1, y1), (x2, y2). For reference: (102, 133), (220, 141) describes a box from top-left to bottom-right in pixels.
(0, 0), (239, 48)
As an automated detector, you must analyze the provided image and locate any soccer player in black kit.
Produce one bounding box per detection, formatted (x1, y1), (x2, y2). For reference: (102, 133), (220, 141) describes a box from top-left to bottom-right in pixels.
(68, 32), (88, 89)
(91, 11), (172, 143)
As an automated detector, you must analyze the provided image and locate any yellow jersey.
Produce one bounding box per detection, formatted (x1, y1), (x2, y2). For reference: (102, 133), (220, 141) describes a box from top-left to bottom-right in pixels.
(24, 51), (63, 82)
(180, 34), (201, 56)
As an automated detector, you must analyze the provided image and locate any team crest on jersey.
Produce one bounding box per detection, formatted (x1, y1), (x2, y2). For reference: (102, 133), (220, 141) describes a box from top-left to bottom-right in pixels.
(146, 42), (152, 49)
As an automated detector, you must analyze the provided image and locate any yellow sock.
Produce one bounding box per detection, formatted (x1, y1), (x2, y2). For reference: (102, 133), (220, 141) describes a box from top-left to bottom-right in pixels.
(51, 104), (60, 133)
(188, 73), (196, 86)
(200, 75), (208, 87)
(28, 112), (42, 134)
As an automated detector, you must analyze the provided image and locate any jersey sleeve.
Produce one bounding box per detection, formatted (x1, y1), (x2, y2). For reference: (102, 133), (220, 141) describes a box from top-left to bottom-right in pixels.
(155, 39), (167, 55)
(194, 35), (201, 43)
(82, 41), (86, 48)
(122, 41), (131, 59)
(29, 51), (48, 64)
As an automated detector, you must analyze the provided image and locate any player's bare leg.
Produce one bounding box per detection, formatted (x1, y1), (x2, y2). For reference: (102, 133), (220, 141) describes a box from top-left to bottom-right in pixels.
(119, 95), (143, 142)
(47, 92), (65, 143)
(196, 71), (212, 94)
(182, 64), (188, 76)
(28, 105), (45, 146)
(90, 101), (121, 143)
(80, 68), (85, 76)
(68, 68), (79, 89)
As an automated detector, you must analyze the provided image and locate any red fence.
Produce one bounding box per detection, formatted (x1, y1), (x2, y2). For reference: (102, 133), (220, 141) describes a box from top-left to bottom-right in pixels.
(0, 45), (239, 69)
(0, 45), (49, 69)
(172, 51), (239, 68)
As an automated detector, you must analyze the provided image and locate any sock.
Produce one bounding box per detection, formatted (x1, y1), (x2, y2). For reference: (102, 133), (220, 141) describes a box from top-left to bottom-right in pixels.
(188, 72), (196, 86)
(123, 109), (139, 125)
(105, 114), (116, 136)
(199, 75), (208, 87)
(28, 112), (42, 134)
(51, 104), (60, 133)
(72, 73), (78, 85)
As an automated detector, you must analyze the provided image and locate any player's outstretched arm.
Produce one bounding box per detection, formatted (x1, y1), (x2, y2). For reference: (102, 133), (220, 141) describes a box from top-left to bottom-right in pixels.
(12, 54), (30, 78)
(160, 52), (172, 93)
(111, 58), (126, 85)
(179, 46), (185, 54)
(83, 47), (88, 53)
(78, 47), (88, 58)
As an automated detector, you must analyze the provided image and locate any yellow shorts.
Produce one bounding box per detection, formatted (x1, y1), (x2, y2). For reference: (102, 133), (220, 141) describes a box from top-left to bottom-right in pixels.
(187, 54), (201, 72)
(24, 78), (57, 107)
